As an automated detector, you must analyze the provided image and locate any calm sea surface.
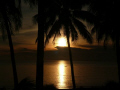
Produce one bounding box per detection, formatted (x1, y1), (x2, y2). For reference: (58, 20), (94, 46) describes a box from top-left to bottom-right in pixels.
(0, 60), (119, 89)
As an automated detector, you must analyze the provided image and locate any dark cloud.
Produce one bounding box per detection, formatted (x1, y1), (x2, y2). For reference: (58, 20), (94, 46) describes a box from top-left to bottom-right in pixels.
(12, 30), (37, 45)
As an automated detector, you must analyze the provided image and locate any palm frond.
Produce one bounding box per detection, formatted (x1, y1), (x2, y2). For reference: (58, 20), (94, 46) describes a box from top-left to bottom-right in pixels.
(7, 17), (14, 35)
(45, 20), (62, 45)
(69, 21), (78, 41)
(62, 24), (70, 37)
(52, 30), (61, 44)
(72, 18), (93, 43)
(44, 1), (61, 18)
(0, 10), (14, 36)
(0, 1), (22, 41)
(92, 20), (113, 43)
(73, 11), (96, 24)
(95, 25), (106, 43)
(44, 15), (56, 33)
(3, 1), (22, 31)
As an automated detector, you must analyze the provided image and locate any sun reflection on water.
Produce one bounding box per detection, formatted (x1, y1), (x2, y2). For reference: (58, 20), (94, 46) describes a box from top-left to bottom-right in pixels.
(58, 61), (66, 88)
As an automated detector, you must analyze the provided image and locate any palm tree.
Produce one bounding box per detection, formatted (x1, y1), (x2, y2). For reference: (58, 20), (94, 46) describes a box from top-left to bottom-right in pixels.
(33, 0), (94, 89)
(0, 0), (38, 89)
(89, 0), (114, 46)
(0, 0), (22, 88)
(36, 1), (44, 90)
(16, 0), (43, 90)
(89, 0), (120, 83)
(43, 0), (94, 89)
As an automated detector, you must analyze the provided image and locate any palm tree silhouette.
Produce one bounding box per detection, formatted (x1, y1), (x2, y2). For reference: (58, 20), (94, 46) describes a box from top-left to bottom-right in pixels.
(0, 0), (22, 88)
(33, 0), (94, 89)
(36, 0), (44, 90)
(89, 0), (114, 45)
(89, 0), (120, 83)
(33, 12), (44, 90)
(43, 0), (93, 89)
(17, 0), (41, 89)
(16, 1), (39, 89)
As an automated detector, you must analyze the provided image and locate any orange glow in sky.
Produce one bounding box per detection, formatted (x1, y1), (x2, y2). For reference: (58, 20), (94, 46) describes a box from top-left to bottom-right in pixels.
(57, 37), (67, 47)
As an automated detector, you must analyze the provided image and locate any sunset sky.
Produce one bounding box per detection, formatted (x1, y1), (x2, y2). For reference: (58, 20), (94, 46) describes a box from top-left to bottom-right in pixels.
(0, 1), (119, 89)
(0, 2), (37, 50)
(0, 1), (113, 51)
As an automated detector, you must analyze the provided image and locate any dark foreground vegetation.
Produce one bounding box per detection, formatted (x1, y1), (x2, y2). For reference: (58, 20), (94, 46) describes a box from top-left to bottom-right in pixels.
(0, 78), (120, 90)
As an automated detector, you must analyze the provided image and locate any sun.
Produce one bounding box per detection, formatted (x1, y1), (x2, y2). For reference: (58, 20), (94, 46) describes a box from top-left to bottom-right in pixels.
(57, 37), (67, 47)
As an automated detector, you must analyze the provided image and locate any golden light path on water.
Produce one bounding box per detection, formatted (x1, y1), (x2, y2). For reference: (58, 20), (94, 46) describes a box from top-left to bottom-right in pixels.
(58, 61), (66, 88)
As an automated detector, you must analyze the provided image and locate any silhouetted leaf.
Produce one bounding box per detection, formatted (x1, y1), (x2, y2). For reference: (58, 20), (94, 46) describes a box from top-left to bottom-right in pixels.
(73, 18), (92, 43)
(45, 20), (62, 45)
(73, 11), (95, 24)
(69, 21), (78, 41)
(44, 15), (56, 33)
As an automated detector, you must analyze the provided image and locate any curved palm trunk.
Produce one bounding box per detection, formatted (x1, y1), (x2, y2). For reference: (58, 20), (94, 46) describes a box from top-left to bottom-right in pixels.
(36, 24), (44, 90)
(116, 35), (120, 83)
(36, 31), (44, 90)
(66, 31), (76, 89)
(36, 1), (44, 90)
(2, 11), (18, 88)
(7, 25), (18, 89)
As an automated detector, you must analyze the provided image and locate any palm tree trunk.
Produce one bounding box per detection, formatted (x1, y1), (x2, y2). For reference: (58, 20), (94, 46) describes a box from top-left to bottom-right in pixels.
(2, 11), (18, 88)
(116, 35), (120, 83)
(36, 1), (44, 90)
(36, 30), (44, 90)
(66, 31), (76, 89)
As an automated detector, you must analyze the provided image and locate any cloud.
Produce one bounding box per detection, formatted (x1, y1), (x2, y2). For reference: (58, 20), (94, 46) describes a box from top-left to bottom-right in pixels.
(44, 46), (117, 61)
(21, 1), (37, 27)
(12, 30), (37, 45)
(0, 1), (38, 50)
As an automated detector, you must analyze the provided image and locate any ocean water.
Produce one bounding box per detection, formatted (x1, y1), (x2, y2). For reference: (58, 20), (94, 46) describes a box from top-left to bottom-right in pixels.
(44, 60), (119, 89)
(0, 60), (119, 89)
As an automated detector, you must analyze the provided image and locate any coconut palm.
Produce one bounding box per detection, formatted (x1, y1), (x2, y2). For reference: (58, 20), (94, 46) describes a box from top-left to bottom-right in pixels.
(34, 0), (44, 90)
(16, 0), (41, 89)
(89, 0), (114, 45)
(0, 0), (38, 89)
(0, 0), (22, 88)
(37, 0), (93, 89)
(33, 0), (95, 89)
(36, 2), (44, 90)
(89, 0), (120, 83)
